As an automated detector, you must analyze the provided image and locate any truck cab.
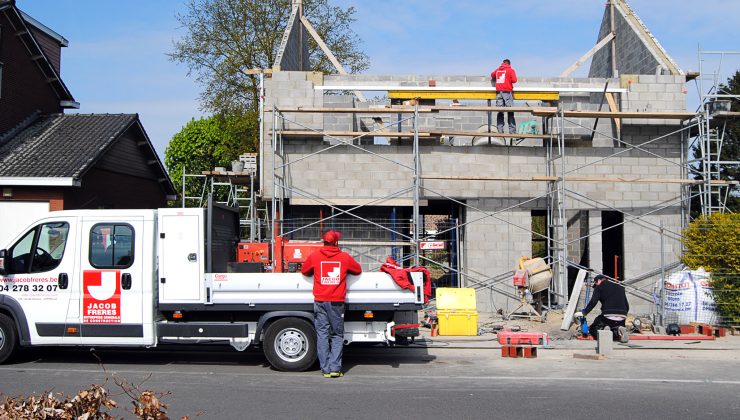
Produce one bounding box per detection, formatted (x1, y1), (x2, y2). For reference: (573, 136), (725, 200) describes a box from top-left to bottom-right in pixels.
(0, 210), (157, 363)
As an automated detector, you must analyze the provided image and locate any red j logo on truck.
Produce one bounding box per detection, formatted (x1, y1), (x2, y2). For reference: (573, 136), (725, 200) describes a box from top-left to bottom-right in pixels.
(83, 270), (121, 324)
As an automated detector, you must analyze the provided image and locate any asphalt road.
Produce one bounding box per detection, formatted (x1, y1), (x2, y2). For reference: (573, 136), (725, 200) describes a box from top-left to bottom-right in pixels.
(1, 343), (739, 419)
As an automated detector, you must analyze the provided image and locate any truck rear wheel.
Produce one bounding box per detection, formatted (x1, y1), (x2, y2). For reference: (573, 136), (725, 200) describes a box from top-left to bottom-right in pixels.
(0, 313), (18, 364)
(263, 317), (316, 372)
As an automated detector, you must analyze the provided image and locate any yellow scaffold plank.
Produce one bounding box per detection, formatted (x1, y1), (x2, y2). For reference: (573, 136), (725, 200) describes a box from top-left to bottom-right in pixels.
(388, 90), (560, 101)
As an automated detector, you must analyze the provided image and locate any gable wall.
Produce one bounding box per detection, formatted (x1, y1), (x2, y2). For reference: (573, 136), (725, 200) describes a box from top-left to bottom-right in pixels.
(0, 12), (61, 134)
(67, 168), (167, 209)
(95, 128), (161, 181)
(28, 25), (61, 74)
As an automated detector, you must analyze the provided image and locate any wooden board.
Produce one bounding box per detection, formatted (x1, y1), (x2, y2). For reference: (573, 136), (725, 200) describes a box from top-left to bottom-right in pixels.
(269, 106), (558, 114)
(561, 269), (587, 331)
(421, 175), (733, 185)
(428, 130), (552, 139)
(269, 107), (695, 119)
(270, 130), (431, 137)
(573, 353), (605, 360)
(627, 335), (715, 341)
(553, 110), (696, 119)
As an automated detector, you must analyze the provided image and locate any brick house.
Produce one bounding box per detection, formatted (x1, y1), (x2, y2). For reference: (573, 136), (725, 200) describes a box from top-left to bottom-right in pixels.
(0, 0), (175, 245)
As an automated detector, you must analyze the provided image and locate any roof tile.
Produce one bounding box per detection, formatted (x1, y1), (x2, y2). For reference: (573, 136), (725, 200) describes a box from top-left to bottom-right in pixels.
(0, 114), (136, 178)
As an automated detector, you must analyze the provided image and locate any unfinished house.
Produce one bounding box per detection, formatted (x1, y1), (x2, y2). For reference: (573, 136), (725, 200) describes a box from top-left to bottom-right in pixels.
(255, 0), (736, 316)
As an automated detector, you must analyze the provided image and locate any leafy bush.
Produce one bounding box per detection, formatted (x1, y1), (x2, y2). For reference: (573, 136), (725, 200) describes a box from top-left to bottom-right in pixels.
(681, 213), (740, 324)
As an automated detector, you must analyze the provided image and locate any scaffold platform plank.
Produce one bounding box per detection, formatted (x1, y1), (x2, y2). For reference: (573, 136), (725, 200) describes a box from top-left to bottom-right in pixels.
(269, 107), (696, 120)
(540, 110), (697, 119)
(388, 90), (560, 101)
(421, 175), (738, 185)
(429, 130), (553, 139)
(269, 106), (556, 114)
(269, 130), (431, 137)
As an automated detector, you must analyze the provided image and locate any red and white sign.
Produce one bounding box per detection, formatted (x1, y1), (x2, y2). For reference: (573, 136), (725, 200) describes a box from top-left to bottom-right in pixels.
(420, 241), (445, 250)
(83, 270), (121, 324)
(320, 261), (341, 285)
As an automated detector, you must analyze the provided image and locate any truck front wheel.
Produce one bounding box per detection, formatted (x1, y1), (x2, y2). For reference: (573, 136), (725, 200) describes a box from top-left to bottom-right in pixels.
(263, 317), (316, 372)
(0, 313), (18, 364)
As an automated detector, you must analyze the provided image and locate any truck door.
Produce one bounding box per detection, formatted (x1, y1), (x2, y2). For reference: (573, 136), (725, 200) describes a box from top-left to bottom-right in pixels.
(78, 216), (150, 345)
(0, 217), (79, 344)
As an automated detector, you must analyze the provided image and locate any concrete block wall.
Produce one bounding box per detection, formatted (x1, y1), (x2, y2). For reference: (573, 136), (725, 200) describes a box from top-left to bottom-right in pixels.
(588, 211), (604, 274)
(622, 210), (683, 315)
(585, 208), (682, 316)
(620, 74), (687, 128)
(273, 9), (310, 71)
(265, 72), (323, 131)
(264, 139), (683, 209)
(589, 4), (665, 77)
(464, 200), (532, 312)
(566, 210), (589, 267)
(268, 73), (686, 151)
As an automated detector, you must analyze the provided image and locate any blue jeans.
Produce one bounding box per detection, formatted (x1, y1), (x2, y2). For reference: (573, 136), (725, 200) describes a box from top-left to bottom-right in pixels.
(314, 301), (345, 373)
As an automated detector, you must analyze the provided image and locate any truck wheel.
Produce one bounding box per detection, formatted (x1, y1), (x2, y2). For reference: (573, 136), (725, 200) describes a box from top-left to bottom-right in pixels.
(263, 317), (316, 372)
(0, 314), (18, 364)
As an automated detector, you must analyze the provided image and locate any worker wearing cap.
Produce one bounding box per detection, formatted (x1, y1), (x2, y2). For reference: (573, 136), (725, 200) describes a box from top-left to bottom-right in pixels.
(491, 58), (518, 134)
(301, 230), (362, 378)
(576, 274), (630, 342)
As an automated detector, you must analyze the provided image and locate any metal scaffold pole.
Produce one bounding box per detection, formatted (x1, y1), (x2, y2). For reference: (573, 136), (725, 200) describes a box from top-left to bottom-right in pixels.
(271, 105), (279, 269)
(557, 105), (568, 302)
(413, 104), (420, 266)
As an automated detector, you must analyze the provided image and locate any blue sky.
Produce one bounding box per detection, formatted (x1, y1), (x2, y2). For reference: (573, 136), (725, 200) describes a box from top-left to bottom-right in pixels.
(15, 0), (740, 159)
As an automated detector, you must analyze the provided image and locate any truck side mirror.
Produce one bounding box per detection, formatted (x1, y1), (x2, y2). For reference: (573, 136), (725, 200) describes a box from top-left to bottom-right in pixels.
(0, 249), (6, 276)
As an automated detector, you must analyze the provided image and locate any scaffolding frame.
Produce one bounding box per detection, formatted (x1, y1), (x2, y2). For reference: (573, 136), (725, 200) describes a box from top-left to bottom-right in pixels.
(261, 70), (739, 322)
(182, 160), (268, 242)
(693, 49), (740, 215)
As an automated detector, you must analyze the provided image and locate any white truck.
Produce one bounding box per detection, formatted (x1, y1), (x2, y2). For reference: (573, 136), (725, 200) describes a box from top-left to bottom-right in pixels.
(0, 203), (422, 371)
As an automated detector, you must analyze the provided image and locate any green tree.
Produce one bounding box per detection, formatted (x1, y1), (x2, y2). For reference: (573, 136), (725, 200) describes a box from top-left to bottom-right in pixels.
(165, 115), (255, 203)
(169, 0), (369, 114)
(681, 213), (740, 324)
(716, 71), (740, 189)
(690, 70), (740, 215)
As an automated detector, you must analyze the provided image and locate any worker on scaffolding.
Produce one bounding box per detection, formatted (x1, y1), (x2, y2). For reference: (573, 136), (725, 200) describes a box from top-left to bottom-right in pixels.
(491, 58), (518, 134)
(301, 230), (362, 378)
(576, 274), (630, 343)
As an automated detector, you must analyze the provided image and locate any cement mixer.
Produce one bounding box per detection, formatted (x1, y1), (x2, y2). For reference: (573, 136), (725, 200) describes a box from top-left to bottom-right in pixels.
(505, 256), (553, 322)
(519, 256), (553, 293)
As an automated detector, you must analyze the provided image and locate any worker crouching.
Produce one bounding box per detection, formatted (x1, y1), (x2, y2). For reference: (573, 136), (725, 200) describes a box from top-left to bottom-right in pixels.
(576, 274), (630, 343)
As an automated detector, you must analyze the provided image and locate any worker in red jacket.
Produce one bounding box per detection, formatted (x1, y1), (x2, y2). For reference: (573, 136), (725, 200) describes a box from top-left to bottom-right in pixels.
(491, 59), (518, 134)
(301, 230), (362, 378)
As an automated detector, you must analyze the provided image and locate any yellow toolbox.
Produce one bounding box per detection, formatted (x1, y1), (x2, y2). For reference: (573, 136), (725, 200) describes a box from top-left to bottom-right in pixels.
(438, 310), (479, 336)
(435, 287), (477, 311)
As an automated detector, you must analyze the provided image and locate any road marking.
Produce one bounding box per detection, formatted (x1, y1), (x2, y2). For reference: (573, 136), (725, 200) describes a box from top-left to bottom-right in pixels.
(2, 366), (739, 385)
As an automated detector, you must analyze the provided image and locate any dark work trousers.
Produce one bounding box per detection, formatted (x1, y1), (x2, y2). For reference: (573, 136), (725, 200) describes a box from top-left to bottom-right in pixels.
(589, 314), (626, 340)
(496, 91), (516, 133)
(314, 301), (345, 374)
